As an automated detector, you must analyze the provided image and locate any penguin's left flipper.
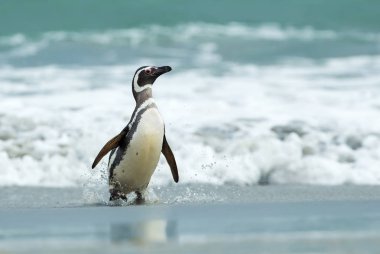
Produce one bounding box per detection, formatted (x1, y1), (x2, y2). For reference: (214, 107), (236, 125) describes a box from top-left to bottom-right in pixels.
(92, 127), (129, 169)
(161, 134), (179, 183)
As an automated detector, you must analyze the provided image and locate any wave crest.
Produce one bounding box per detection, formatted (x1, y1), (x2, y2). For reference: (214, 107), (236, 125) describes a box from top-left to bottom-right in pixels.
(1, 22), (377, 60)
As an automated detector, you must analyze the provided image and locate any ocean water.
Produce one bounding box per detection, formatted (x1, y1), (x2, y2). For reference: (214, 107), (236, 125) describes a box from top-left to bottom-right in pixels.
(1, 0), (380, 189)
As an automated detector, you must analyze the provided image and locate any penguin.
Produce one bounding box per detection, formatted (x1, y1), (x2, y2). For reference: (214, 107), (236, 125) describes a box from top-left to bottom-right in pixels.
(92, 65), (179, 202)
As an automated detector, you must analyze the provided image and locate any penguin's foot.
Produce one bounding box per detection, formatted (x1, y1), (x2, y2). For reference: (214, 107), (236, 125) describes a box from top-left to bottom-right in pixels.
(109, 192), (128, 202)
(134, 191), (145, 205)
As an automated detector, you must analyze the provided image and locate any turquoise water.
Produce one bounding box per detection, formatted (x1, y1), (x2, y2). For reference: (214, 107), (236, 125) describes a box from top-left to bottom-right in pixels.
(1, 0), (379, 67)
(1, 0), (380, 34)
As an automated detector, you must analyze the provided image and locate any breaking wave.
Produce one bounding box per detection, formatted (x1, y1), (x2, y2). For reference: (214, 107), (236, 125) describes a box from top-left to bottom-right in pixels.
(1, 53), (380, 186)
(0, 22), (379, 66)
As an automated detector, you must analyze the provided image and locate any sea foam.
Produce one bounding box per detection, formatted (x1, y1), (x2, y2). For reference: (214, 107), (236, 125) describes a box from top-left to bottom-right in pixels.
(1, 53), (380, 187)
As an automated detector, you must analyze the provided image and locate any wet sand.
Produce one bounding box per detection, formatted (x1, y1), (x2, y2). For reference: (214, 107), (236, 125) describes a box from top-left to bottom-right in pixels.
(1, 185), (380, 253)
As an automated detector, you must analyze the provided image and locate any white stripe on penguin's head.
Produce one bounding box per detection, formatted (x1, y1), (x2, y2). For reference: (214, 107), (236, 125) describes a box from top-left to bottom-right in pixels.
(132, 65), (172, 94)
(133, 66), (152, 93)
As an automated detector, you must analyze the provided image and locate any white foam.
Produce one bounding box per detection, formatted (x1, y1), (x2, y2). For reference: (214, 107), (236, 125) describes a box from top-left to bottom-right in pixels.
(1, 54), (380, 186)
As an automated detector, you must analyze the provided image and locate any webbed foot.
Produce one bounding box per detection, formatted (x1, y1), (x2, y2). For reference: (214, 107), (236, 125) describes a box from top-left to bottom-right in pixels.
(134, 191), (145, 205)
(109, 192), (128, 202)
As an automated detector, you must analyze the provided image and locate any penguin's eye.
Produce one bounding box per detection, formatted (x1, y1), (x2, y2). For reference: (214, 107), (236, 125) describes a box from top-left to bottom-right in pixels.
(145, 69), (152, 75)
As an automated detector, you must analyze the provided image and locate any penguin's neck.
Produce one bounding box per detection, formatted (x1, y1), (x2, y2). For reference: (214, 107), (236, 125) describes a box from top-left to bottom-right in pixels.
(135, 88), (153, 106)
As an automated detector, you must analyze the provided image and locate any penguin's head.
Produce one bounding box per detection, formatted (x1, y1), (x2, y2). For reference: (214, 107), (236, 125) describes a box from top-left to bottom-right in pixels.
(132, 66), (172, 95)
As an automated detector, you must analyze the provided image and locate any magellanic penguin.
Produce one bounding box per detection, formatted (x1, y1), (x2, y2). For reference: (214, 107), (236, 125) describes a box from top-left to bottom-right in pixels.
(92, 66), (179, 202)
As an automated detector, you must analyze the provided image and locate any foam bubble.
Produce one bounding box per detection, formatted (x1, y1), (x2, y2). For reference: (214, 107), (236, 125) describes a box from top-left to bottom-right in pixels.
(1, 54), (380, 186)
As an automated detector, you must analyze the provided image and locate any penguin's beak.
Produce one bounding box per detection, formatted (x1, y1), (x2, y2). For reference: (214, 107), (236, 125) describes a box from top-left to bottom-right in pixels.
(154, 66), (172, 76)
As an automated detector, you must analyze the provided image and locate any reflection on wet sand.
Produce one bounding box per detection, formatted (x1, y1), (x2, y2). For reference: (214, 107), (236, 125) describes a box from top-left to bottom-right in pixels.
(110, 219), (177, 245)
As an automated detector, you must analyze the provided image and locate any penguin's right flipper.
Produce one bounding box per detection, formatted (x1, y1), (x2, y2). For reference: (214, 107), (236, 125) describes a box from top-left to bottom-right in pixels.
(92, 127), (129, 169)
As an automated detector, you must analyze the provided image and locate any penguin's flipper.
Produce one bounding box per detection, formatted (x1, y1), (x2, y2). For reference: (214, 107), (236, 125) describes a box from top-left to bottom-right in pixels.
(161, 134), (179, 183)
(92, 127), (129, 169)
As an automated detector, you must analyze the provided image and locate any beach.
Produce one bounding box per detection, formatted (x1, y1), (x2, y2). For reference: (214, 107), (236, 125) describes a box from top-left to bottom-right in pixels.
(1, 185), (380, 253)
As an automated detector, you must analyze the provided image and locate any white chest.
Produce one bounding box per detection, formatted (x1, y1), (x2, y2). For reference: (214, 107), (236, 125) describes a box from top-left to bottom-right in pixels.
(111, 108), (165, 193)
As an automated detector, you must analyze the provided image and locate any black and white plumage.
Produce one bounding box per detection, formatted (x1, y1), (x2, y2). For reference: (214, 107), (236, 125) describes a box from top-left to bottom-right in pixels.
(92, 66), (178, 202)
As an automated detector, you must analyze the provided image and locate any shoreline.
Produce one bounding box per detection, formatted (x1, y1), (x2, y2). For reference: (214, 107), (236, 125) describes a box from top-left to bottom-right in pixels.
(1, 184), (380, 208)
(1, 198), (380, 253)
(1, 185), (380, 253)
